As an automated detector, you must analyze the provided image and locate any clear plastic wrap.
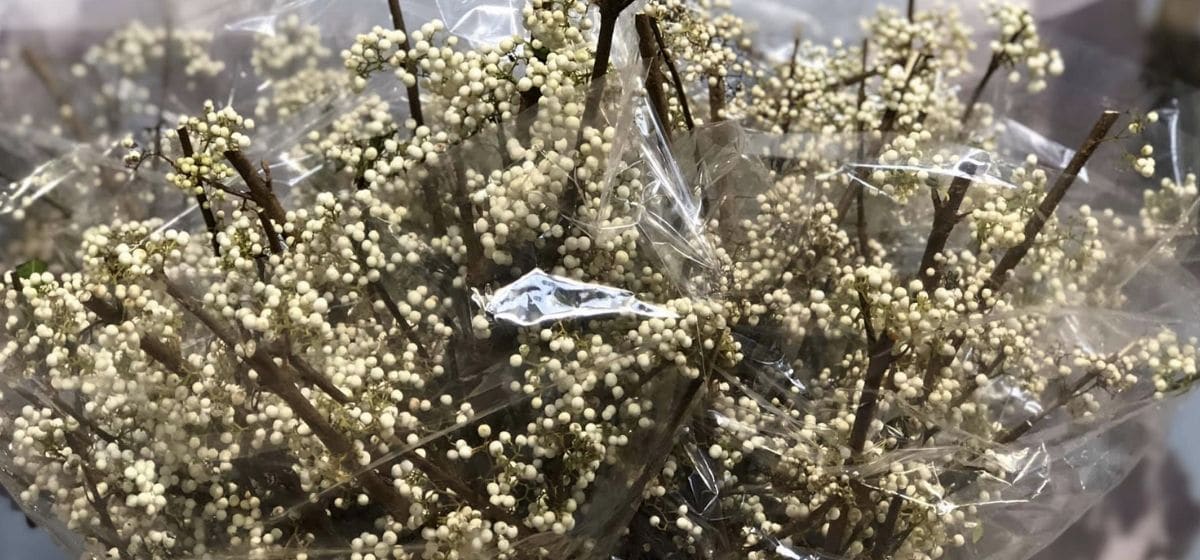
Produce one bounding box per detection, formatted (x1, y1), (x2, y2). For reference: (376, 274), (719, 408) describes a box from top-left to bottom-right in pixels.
(0, 0), (1198, 559)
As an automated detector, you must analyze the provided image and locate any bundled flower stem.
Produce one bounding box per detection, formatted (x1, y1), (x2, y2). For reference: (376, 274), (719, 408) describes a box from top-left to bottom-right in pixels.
(0, 1), (1198, 559)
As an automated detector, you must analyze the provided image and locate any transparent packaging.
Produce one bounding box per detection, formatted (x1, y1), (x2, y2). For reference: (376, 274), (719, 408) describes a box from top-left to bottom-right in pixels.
(0, 0), (1197, 559)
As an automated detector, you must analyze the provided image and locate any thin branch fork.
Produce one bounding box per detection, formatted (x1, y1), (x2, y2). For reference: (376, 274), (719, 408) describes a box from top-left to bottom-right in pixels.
(982, 110), (1120, 295)
(225, 150), (288, 253)
(996, 368), (1100, 444)
(918, 111), (1118, 407)
(961, 22), (1029, 127)
(917, 160), (979, 294)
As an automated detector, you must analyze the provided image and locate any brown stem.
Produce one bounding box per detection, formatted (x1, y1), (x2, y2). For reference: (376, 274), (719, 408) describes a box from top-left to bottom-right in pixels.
(20, 48), (89, 139)
(225, 150), (288, 252)
(777, 38), (804, 135)
(162, 278), (411, 513)
(542, 0), (634, 265)
(872, 494), (906, 559)
(854, 40), (872, 257)
(921, 350), (1007, 442)
(154, 10), (175, 155)
(447, 159), (486, 285)
(65, 431), (129, 550)
(178, 128), (222, 257)
(919, 111), (1117, 406)
(584, 375), (707, 559)
(847, 334), (895, 458)
(996, 369), (1099, 444)
(405, 452), (523, 527)
(346, 228), (433, 362)
(636, 14), (672, 138)
(982, 111), (1119, 295)
(879, 53), (928, 134)
(83, 296), (187, 377)
(836, 54), (926, 225)
(649, 18), (695, 131)
(289, 355), (352, 405)
(708, 73), (727, 123)
(961, 24), (1028, 127)
(387, 0), (424, 126)
(14, 385), (118, 445)
(778, 497), (835, 540)
(266, 369), (410, 513)
(515, 34), (548, 144)
(579, 0), (632, 136)
(918, 161), (979, 293)
(225, 151), (287, 227)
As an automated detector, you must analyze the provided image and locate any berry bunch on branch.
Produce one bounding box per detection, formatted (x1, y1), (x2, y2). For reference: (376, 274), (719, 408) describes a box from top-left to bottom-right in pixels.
(0, 1), (1198, 559)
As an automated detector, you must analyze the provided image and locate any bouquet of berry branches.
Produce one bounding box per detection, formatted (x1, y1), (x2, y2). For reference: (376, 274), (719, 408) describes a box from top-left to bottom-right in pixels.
(1, 0), (1199, 558)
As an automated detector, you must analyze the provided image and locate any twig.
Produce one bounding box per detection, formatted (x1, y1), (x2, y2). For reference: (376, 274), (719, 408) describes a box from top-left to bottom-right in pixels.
(919, 111), (1118, 406)
(961, 23), (1028, 127)
(178, 128), (222, 257)
(848, 340), (896, 457)
(154, 8), (175, 155)
(836, 53), (927, 224)
(289, 355), (352, 405)
(854, 39), (872, 257)
(649, 18), (694, 131)
(387, 0), (425, 126)
(83, 296), (187, 377)
(872, 494), (906, 559)
(587, 0), (636, 118)
(542, 0), (636, 264)
(996, 369), (1100, 444)
(982, 111), (1119, 295)
(635, 14), (672, 138)
(404, 452), (523, 527)
(65, 431), (129, 550)
(917, 161), (979, 294)
(224, 150), (288, 251)
(516, 38), (548, 143)
(447, 159), (486, 285)
(347, 228), (433, 362)
(708, 74), (727, 123)
(778, 38), (804, 135)
(162, 277), (412, 514)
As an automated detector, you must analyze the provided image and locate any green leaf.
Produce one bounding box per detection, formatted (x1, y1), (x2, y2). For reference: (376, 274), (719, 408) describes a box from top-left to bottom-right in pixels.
(14, 259), (48, 279)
